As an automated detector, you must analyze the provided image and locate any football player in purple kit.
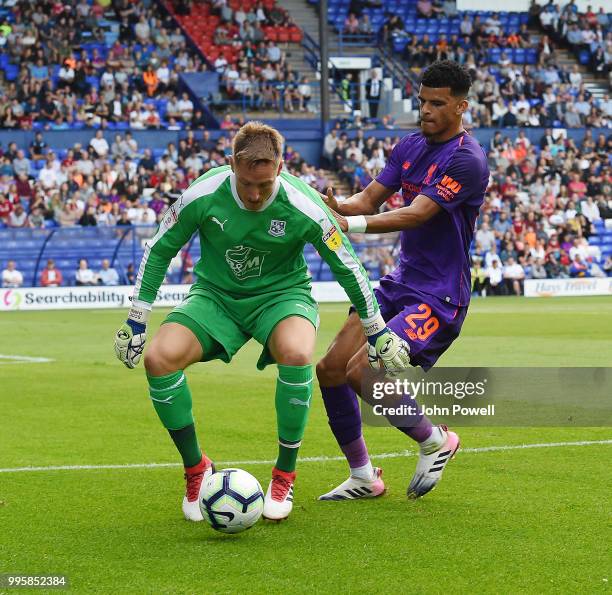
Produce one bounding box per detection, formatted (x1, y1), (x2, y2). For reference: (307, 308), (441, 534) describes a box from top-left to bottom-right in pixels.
(317, 60), (490, 501)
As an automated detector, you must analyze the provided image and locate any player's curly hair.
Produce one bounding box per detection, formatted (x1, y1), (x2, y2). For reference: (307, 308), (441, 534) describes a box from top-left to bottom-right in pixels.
(232, 121), (284, 167)
(421, 60), (472, 97)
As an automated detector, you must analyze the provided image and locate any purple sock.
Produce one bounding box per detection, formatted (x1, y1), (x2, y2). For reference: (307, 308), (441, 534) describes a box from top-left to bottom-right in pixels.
(321, 384), (370, 468)
(385, 391), (433, 443)
(340, 436), (370, 468)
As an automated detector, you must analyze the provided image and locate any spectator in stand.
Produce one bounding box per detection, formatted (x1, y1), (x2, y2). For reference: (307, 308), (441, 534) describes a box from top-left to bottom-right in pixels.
(125, 262), (136, 285)
(503, 257), (526, 295)
(177, 92), (194, 122)
(75, 258), (97, 286)
(8, 204), (27, 228)
(89, 130), (109, 159)
(344, 13), (360, 35)
(2, 260), (23, 288)
(40, 259), (63, 287)
(485, 259), (504, 296)
(98, 259), (120, 286)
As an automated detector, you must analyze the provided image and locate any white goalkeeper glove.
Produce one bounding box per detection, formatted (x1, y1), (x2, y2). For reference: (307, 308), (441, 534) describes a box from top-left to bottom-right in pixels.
(365, 326), (411, 377)
(114, 302), (150, 369)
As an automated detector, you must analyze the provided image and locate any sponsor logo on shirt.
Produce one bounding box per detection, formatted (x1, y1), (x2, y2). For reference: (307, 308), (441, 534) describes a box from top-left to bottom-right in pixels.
(401, 181), (422, 202)
(161, 205), (178, 230)
(322, 225), (343, 251)
(225, 245), (270, 280)
(402, 161), (411, 170)
(435, 175), (462, 202)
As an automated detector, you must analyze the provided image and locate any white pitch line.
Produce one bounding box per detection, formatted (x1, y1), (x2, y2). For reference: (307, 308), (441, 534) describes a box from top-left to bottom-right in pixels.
(0, 354), (54, 364)
(0, 439), (611, 474)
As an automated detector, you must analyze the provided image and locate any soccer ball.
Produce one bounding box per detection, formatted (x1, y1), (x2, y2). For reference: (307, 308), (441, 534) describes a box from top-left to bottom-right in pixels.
(199, 468), (264, 534)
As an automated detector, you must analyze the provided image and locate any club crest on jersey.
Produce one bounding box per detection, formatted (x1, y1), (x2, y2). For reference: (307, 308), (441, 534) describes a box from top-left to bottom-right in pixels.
(268, 219), (286, 237)
(225, 245), (270, 280)
(423, 163), (438, 185)
(322, 225), (342, 251)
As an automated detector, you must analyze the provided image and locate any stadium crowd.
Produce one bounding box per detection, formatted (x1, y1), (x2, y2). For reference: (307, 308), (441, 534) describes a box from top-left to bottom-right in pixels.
(389, 3), (611, 129)
(1, 124), (611, 290)
(0, 0), (209, 131)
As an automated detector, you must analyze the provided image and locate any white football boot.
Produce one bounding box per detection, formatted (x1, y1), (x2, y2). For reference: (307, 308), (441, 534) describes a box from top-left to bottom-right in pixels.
(263, 467), (296, 521)
(407, 425), (460, 499)
(319, 467), (385, 501)
(182, 455), (215, 521)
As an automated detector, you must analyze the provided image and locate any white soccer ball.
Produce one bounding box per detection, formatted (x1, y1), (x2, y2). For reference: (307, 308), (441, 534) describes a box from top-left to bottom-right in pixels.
(199, 468), (264, 534)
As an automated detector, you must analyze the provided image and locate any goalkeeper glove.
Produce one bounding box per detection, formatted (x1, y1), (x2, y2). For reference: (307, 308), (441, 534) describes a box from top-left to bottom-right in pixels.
(361, 313), (411, 376)
(114, 302), (150, 369)
(367, 327), (411, 377)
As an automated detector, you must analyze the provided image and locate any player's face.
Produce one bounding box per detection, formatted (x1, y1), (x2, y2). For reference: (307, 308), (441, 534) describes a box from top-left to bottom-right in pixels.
(418, 85), (467, 141)
(232, 158), (282, 211)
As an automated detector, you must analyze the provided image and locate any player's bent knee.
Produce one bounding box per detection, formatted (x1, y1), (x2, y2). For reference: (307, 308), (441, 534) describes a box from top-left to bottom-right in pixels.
(144, 343), (182, 376)
(315, 354), (347, 386)
(276, 350), (311, 367)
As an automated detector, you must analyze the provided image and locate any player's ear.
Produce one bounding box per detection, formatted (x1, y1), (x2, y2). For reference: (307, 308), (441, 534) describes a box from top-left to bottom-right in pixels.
(229, 155), (235, 172)
(276, 159), (284, 176)
(456, 98), (468, 115)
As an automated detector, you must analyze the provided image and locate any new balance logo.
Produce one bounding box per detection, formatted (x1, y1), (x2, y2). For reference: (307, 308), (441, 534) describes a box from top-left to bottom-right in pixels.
(211, 217), (228, 231)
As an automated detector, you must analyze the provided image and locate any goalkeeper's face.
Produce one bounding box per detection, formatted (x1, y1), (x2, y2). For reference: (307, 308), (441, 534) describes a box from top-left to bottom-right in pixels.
(232, 157), (283, 211)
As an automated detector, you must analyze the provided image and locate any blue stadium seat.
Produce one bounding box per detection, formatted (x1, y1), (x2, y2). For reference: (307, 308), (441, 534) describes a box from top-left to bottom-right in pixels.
(526, 48), (538, 64)
(578, 50), (590, 65)
(488, 48), (502, 64)
(513, 48), (526, 64)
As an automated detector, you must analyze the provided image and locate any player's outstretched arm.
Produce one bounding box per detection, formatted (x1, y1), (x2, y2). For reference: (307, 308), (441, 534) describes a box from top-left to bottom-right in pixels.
(114, 198), (200, 369)
(341, 194), (442, 234)
(321, 181), (395, 217)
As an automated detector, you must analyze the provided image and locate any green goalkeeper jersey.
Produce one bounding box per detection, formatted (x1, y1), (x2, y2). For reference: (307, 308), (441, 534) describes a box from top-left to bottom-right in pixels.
(133, 165), (379, 321)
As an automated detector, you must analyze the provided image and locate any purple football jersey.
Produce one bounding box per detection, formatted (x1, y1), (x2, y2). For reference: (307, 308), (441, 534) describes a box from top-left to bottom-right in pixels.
(376, 131), (489, 306)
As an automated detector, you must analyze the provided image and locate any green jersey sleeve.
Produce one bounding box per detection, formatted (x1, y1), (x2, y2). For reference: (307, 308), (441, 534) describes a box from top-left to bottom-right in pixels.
(280, 175), (381, 323)
(133, 168), (230, 306)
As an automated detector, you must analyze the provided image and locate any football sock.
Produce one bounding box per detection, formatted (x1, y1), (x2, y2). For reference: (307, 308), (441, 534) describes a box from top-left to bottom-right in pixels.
(147, 370), (201, 467)
(418, 425), (446, 455)
(390, 390), (434, 443)
(275, 364), (312, 473)
(349, 457), (375, 481)
(321, 384), (372, 473)
(168, 424), (202, 468)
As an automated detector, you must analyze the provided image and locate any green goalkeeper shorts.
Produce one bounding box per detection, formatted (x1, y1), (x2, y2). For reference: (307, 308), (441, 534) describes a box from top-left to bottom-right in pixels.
(163, 285), (319, 370)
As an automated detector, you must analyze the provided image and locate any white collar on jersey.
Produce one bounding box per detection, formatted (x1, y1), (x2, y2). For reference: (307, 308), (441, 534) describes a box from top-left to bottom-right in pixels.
(229, 173), (281, 212)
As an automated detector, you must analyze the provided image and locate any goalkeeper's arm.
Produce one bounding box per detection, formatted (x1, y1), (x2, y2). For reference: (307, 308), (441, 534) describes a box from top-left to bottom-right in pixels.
(308, 208), (410, 375)
(114, 202), (199, 369)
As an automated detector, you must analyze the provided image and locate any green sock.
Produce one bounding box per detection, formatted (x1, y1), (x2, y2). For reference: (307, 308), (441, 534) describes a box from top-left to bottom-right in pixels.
(147, 371), (201, 467)
(275, 364), (313, 473)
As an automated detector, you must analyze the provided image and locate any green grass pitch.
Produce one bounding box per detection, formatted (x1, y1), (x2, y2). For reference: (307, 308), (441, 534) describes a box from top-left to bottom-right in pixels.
(1, 296), (611, 593)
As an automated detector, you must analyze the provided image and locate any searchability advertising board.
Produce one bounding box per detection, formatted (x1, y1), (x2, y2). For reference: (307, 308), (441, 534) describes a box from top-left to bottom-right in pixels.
(0, 283), (361, 312)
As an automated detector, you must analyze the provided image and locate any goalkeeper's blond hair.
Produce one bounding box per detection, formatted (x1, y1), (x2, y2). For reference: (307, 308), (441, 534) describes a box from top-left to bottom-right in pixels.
(232, 121), (284, 168)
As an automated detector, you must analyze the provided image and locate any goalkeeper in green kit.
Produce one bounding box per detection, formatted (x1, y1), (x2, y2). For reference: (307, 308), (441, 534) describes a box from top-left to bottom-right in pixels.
(114, 122), (410, 522)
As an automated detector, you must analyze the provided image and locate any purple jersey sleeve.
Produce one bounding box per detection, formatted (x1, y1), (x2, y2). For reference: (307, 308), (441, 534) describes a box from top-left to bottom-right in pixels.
(419, 147), (488, 212)
(375, 137), (411, 191)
